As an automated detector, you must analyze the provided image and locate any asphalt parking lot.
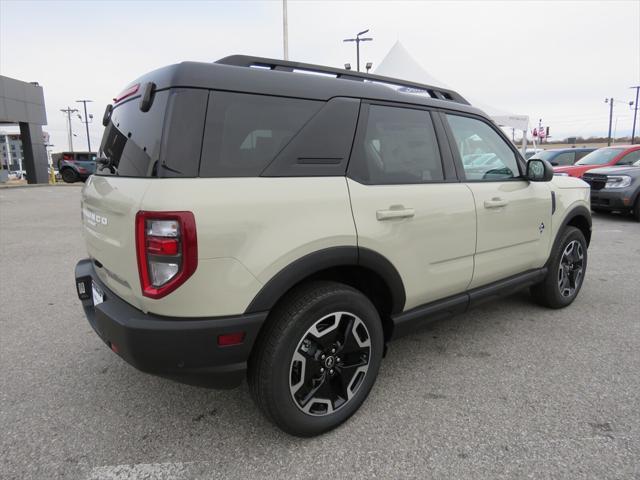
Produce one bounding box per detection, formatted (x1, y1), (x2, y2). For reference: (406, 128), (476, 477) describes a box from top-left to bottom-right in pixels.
(1, 185), (639, 480)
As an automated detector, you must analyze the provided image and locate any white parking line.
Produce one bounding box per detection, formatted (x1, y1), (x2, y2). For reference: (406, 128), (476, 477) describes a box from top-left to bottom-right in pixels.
(88, 462), (195, 480)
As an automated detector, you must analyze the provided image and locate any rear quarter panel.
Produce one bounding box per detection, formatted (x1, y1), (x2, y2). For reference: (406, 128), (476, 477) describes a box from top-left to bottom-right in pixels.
(139, 177), (356, 317)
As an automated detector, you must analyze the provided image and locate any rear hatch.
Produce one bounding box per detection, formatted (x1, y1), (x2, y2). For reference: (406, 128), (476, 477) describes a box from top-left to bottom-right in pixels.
(82, 83), (208, 309)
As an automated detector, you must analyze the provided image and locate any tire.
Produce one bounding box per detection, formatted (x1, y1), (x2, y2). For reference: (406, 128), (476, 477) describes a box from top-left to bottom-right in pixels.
(531, 226), (588, 309)
(634, 197), (640, 222)
(248, 281), (384, 437)
(61, 168), (78, 183)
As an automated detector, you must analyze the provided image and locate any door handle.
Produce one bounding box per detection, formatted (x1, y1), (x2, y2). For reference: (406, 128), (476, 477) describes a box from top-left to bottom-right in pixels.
(376, 206), (415, 221)
(484, 197), (508, 209)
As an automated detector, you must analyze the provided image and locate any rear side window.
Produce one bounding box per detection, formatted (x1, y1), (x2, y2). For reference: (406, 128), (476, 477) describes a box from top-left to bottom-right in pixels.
(349, 104), (444, 184)
(199, 92), (322, 177)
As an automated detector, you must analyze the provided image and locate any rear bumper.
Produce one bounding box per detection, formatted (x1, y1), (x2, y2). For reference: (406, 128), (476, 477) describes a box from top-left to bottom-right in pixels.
(590, 188), (635, 210)
(75, 258), (267, 387)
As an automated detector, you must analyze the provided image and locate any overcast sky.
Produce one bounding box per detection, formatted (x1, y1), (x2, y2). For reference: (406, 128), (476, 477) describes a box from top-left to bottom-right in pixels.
(1, 0), (638, 151)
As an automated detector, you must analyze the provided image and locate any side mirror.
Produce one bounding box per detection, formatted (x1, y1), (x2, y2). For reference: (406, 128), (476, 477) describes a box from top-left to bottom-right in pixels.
(527, 158), (554, 182)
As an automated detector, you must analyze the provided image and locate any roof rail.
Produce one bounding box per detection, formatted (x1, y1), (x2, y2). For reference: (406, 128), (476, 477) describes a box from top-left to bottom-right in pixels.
(216, 55), (470, 106)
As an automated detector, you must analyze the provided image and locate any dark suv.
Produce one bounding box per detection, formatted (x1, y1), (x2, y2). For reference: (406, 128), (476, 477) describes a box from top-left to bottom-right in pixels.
(531, 148), (595, 166)
(583, 158), (640, 221)
(52, 151), (97, 183)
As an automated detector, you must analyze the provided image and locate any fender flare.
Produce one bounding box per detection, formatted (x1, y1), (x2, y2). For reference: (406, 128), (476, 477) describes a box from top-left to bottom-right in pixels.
(547, 205), (592, 266)
(244, 246), (406, 314)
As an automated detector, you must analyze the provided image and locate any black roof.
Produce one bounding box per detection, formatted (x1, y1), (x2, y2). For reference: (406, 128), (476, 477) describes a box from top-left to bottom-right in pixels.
(125, 55), (486, 118)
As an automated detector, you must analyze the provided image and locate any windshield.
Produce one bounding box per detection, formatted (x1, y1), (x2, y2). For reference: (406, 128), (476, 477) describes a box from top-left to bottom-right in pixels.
(576, 148), (624, 166)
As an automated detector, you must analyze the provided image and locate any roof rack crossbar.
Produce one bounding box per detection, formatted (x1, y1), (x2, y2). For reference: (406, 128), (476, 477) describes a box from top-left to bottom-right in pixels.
(216, 55), (469, 105)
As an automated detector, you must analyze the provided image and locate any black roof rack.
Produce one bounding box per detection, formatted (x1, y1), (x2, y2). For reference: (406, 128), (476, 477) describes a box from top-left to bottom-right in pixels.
(216, 55), (470, 106)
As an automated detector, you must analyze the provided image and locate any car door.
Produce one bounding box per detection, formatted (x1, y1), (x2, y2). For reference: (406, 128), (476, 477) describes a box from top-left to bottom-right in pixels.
(442, 112), (552, 289)
(347, 103), (476, 311)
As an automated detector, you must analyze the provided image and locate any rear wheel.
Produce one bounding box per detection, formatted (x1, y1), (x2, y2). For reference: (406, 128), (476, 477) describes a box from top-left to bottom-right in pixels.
(531, 226), (587, 308)
(61, 168), (78, 183)
(248, 281), (383, 437)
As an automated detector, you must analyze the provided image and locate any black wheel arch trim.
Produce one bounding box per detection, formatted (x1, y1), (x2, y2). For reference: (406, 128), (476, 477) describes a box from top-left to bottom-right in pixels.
(244, 246), (406, 315)
(555, 204), (592, 247)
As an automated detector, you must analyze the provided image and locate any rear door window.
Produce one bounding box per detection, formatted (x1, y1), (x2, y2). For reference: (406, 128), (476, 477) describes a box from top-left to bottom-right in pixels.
(349, 104), (444, 184)
(199, 92), (322, 177)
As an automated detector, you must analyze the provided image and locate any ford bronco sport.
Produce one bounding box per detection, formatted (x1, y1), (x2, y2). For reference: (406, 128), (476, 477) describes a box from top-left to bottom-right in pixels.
(75, 56), (591, 437)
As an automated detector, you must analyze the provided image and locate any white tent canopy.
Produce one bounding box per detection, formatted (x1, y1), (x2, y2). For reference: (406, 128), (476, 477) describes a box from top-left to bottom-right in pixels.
(374, 42), (529, 140)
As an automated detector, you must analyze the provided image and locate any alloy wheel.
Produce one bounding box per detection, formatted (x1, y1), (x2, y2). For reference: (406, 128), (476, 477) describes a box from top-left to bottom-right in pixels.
(289, 311), (372, 416)
(557, 240), (584, 298)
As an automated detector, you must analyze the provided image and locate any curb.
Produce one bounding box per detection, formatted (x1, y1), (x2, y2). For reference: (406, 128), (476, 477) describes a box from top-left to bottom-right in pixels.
(0, 183), (83, 189)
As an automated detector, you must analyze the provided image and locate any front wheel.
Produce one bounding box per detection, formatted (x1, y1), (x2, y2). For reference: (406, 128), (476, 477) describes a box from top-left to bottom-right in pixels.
(531, 226), (587, 308)
(248, 281), (384, 437)
(633, 197), (640, 222)
(61, 168), (78, 183)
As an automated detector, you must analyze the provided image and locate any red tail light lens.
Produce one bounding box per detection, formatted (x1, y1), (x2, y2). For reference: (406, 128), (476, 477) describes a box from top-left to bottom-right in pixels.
(113, 83), (140, 104)
(135, 211), (197, 299)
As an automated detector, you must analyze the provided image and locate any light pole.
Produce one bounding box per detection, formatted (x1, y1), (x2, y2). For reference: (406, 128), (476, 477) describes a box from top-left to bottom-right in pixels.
(76, 99), (94, 152)
(343, 29), (373, 72)
(605, 98), (634, 146)
(631, 86), (640, 144)
(60, 107), (78, 152)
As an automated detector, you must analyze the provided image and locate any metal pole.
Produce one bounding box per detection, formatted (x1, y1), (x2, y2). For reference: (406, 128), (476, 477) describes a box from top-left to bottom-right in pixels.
(60, 107), (78, 152)
(631, 86), (640, 144)
(282, 0), (289, 60)
(79, 100), (92, 152)
(356, 38), (360, 72)
(607, 98), (614, 146)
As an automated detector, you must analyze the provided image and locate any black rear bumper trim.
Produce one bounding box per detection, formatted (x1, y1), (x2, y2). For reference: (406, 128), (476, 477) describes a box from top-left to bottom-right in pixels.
(75, 258), (267, 387)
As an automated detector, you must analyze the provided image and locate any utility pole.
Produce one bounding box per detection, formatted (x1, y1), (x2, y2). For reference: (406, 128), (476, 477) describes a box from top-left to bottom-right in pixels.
(631, 85), (640, 144)
(282, 0), (289, 60)
(60, 107), (78, 152)
(343, 29), (373, 72)
(605, 98), (614, 146)
(76, 99), (93, 152)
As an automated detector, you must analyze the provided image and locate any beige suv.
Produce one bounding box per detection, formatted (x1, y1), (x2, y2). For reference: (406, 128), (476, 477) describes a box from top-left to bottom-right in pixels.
(75, 56), (591, 437)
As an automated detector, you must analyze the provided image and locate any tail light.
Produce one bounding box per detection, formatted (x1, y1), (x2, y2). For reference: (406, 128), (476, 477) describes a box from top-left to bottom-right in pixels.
(135, 211), (197, 299)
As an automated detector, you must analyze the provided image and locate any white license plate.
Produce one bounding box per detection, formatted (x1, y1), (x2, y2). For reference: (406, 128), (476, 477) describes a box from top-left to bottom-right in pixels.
(92, 282), (104, 306)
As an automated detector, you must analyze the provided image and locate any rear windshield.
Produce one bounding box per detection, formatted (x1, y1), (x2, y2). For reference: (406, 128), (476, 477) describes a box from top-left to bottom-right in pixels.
(98, 91), (170, 177)
(576, 148), (624, 166)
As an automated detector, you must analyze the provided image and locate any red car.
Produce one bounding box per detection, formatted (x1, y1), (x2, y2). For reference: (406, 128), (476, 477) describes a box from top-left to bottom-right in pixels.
(553, 145), (640, 178)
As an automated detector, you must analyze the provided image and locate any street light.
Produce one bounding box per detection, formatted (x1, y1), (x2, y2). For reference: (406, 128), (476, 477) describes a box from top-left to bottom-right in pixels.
(343, 29), (373, 72)
(604, 97), (634, 146)
(631, 86), (640, 144)
(76, 99), (94, 152)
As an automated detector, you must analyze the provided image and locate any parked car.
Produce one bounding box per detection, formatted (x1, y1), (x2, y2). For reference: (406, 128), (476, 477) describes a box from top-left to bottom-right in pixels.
(51, 151), (97, 183)
(524, 148), (544, 160)
(553, 145), (640, 178)
(75, 55), (591, 437)
(531, 147), (595, 166)
(583, 158), (640, 221)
